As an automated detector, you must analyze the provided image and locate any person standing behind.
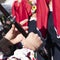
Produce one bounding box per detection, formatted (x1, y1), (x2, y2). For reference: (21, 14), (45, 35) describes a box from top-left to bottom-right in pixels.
(12, 0), (60, 60)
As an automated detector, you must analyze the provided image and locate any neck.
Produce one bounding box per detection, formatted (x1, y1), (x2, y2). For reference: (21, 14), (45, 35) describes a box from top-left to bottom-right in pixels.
(48, 0), (53, 11)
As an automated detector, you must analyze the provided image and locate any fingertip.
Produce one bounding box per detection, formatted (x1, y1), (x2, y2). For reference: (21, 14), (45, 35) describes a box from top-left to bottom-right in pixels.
(26, 30), (28, 33)
(11, 24), (15, 30)
(12, 24), (15, 27)
(20, 19), (28, 25)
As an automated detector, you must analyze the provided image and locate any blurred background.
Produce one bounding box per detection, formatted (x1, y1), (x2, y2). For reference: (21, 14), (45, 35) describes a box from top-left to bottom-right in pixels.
(0, 0), (15, 39)
(0, 0), (15, 15)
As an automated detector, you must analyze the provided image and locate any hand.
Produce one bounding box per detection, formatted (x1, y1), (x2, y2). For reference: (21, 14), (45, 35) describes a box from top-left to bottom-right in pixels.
(4, 19), (28, 43)
(21, 32), (43, 51)
(10, 33), (25, 44)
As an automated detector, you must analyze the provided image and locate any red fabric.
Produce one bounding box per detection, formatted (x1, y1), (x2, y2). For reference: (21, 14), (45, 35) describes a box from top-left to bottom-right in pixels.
(52, 0), (60, 35)
(12, 0), (60, 36)
(37, 0), (60, 35)
(12, 0), (32, 23)
(37, 1), (48, 27)
(36, 0), (49, 37)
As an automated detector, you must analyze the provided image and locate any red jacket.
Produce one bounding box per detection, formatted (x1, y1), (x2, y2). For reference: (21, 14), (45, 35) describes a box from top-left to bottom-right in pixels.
(12, 0), (60, 36)
(12, 0), (31, 23)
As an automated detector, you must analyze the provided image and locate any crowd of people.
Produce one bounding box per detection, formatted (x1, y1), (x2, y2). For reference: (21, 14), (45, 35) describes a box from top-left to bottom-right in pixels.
(0, 0), (60, 60)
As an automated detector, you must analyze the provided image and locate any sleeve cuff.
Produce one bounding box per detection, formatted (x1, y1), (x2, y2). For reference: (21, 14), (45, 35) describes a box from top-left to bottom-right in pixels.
(0, 37), (13, 56)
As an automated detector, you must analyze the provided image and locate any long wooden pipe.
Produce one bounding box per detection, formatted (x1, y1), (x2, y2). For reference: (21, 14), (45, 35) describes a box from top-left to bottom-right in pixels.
(0, 4), (28, 37)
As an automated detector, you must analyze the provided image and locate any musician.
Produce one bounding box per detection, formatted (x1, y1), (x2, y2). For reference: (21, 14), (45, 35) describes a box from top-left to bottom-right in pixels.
(12, 0), (60, 60)
(0, 19), (28, 56)
(0, 19), (42, 58)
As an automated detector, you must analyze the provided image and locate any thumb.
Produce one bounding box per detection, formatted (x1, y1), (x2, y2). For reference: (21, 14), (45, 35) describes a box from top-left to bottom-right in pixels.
(11, 24), (15, 31)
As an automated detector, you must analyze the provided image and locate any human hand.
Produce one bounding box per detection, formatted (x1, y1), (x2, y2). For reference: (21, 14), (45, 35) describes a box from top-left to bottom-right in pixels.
(21, 32), (43, 51)
(10, 33), (25, 44)
(4, 19), (28, 41)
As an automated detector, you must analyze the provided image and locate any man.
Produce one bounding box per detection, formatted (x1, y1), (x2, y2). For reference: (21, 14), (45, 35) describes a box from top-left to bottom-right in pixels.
(12, 0), (60, 60)
(0, 19), (42, 59)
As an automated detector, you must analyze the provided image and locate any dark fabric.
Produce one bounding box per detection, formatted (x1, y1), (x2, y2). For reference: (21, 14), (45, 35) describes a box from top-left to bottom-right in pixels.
(28, 12), (60, 60)
(48, 12), (60, 60)
(28, 20), (50, 60)
(0, 37), (13, 56)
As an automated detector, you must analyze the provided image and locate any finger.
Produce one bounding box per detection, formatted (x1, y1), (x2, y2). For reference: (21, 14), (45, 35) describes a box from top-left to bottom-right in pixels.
(29, 32), (34, 35)
(38, 37), (43, 44)
(22, 26), (28, 30)
(28, 45), (36, 51)
(35, 34), (39, 37)
(26, 30), (28, 33)
(11, 24), (15, 31)
(24, 44), (36, 51)
(20, 19), (28, 25)
(15, 28), (18, 31)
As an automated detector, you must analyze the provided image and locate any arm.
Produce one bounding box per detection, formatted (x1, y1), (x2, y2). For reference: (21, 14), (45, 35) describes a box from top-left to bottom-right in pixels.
(21, 13), (49, 58)
(0, 19), (28, 56)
